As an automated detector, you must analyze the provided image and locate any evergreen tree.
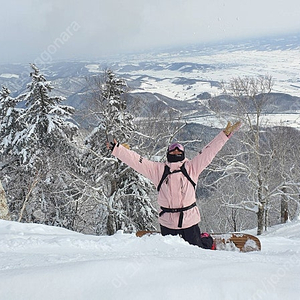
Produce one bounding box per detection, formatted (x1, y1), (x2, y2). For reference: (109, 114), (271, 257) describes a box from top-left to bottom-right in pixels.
(0, 86), (24, 156)
(1, 64), (80, 226)
(0, 86), (28, 220)
(15, 64), (77, 166)
(82, 69), (157, 235)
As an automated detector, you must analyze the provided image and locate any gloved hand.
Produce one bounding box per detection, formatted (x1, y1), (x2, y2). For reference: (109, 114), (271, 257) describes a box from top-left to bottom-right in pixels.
(223, 121), (242, 137)
(106, 139), (130, 151)
(122, 143), (130, 149)
(106, 138), (117, 151)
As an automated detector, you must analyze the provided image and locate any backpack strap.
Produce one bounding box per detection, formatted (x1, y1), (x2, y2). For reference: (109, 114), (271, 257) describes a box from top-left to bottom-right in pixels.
(157, 165), (171, 192)
(180, 163), (196, 189)
(157, 163), (196, 192)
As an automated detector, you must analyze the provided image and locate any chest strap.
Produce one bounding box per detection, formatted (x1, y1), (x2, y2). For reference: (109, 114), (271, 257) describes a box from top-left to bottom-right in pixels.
(159, 202), (197, 228)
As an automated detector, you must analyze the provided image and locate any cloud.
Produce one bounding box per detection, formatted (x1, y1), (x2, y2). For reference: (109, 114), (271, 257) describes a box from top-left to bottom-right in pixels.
(0, 0), (300, 63)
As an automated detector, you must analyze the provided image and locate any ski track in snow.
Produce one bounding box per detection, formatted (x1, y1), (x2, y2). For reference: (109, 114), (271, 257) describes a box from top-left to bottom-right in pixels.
(0, 220), (300, 300)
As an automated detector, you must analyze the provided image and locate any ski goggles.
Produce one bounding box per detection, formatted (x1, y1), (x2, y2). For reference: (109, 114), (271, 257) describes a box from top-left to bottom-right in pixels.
(168, 142), (184, 152)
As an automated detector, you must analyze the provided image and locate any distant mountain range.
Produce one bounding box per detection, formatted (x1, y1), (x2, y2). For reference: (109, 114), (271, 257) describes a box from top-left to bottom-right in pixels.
(1, 33), (300, 129)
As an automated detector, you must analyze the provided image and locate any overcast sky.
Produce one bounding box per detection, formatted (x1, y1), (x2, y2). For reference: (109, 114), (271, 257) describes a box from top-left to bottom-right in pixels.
(1, 0), (300, 64)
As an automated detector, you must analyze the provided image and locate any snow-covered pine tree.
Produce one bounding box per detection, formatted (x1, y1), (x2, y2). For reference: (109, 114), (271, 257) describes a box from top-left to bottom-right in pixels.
(7, 64), (79, 226)
(82, 69), (157, 235)
(0, 86), (28, 220)
(16, 64), (77, 162)
(0, 86), (24, 156)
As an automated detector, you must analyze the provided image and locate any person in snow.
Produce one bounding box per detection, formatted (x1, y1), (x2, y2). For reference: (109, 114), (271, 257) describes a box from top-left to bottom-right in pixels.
(106, 121), (241, 249)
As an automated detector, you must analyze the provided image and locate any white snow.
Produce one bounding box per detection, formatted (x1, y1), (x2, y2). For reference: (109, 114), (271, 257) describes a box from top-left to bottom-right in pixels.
(0, 73), (19, 79)
(188, 113), (300, 129)
(85, 64), (101, 73)
(119, 48), (300, 100)
(0, 219), (299, 300)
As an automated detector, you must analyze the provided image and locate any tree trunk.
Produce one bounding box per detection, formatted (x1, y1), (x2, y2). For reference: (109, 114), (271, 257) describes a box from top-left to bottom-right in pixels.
(257, 203), (264, 235)
(107, 212), (115, 235)
(231, 209), (238, 232)
(257, 176), (265, 235)
(281, 187), (289, 223)
(264, 205), (269, 232)
(0, 180), (11, 221)
(106, 177), (117, 235)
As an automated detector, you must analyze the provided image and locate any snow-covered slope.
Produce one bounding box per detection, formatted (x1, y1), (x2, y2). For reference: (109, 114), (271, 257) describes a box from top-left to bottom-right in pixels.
(111, 34), (300, 102)
(0, 219), (299, 300)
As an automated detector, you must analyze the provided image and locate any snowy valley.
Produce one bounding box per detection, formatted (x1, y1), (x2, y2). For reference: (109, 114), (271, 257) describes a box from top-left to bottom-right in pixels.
(1, 34), (300, 129)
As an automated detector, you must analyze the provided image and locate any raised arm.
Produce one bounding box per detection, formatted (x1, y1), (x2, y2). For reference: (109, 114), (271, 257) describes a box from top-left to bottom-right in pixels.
(188, 121), (241, 176)
(107, 139), (162, 185)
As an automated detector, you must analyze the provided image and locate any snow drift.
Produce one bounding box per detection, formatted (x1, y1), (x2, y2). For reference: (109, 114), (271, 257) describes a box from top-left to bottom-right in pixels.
(0, 219), (299, 300)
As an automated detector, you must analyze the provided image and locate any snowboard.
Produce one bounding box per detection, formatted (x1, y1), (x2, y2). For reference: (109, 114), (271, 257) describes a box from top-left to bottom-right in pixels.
(136, 231), (261, 252)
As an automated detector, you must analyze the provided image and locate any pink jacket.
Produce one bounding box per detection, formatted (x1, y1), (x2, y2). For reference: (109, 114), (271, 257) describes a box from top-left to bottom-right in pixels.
(112, 131), (229, 229)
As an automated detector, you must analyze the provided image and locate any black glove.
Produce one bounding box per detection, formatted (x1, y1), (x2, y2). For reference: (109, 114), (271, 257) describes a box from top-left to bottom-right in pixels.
(106, 138), (128, 151)
(106, 140), (116, 151)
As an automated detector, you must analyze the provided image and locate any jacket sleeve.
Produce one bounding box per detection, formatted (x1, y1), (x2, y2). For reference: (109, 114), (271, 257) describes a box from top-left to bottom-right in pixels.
(188, 130), (229, 177)
(112, 144), (162, 186)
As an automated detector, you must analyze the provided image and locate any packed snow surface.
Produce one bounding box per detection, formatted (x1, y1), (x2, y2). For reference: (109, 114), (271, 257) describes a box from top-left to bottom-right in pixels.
(0, 219), (299, 300)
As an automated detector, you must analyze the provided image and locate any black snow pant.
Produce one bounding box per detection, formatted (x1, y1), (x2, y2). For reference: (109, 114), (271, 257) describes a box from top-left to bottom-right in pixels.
(160, 224), (213, 249)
